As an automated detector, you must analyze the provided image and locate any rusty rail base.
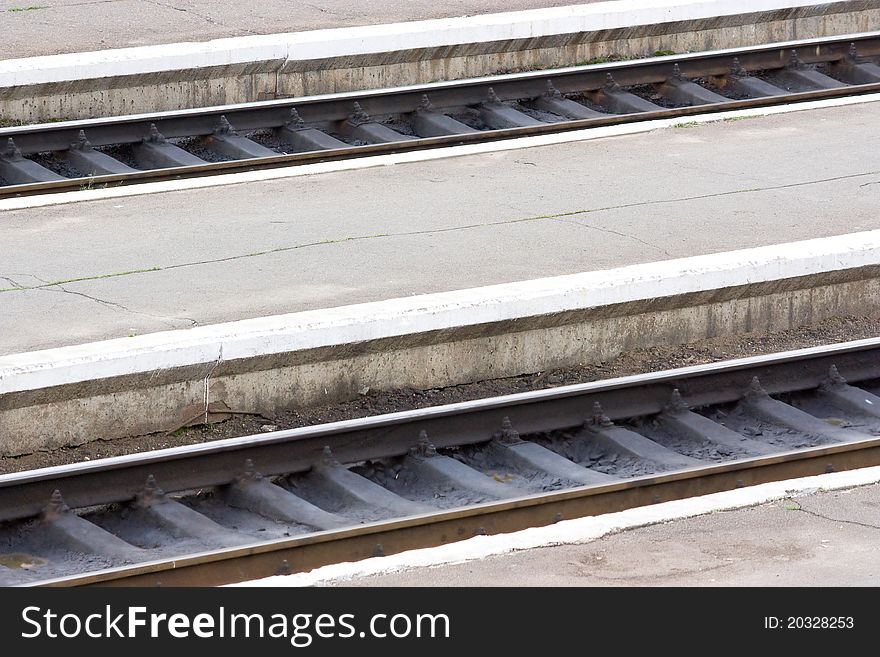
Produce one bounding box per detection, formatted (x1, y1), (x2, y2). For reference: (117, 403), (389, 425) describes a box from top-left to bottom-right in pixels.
(33, 436), (880, 587)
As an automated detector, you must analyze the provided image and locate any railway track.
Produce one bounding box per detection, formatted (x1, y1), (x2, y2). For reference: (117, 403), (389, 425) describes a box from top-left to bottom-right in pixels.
(1, 338), (880, 586)
(2, 33), (880, 198)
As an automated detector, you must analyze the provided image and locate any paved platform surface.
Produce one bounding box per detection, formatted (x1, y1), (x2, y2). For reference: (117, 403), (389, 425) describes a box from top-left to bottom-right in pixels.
(1, 102), (879, 356)
(335, 482), (880, 586)
(0, 0), (602, 59)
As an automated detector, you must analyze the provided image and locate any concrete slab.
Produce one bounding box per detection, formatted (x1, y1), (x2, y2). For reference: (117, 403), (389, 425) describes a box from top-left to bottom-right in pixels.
(0, 0), (607, 60)
(324, 482), (880, 587)
(1, 101), (879, 356)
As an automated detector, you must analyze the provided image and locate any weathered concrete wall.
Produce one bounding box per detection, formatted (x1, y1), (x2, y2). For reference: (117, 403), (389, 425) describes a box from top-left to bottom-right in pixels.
(2, 64), (282, 126)
(2, 266), (879, 456)
(1, 1), (878, 123)
(280, 7), (880, 97)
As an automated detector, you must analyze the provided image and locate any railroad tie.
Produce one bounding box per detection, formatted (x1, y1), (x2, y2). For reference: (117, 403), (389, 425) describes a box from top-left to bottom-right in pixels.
(224, 460), (349, 531)
(655, 64), (729, 106)
(132, 475), (247, 547)
(0, 138), (65, 184)
(337, 102), (418, 143)
(739, 377), (869, 443)
(276, 108), (349, 151)
(132, 124), (207, 169)
(713, 58), (787, 98)
(587, 74), (662, 113)
(487, 417), (617, 485)
(39, 490), (143, 561)
(766, 50), (848, 91)
(658, 389), (778, 456)
(529, 81), (606, 119)
(202, 116), (277, 160)
(410, 95), (480, 137)
(478, 88), (544, 129)
(581, 402), (702, 470)
(301, 447), (432, 517)
(817, 365), (880, 420)
(404, 431), (515, 500)
(65, 130), (137, 175)
(831, 44), (880, 84)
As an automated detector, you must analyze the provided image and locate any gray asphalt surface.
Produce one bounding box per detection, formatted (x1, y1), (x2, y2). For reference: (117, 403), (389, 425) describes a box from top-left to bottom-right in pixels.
(0, 0), (603, 59)
(1, 102), (879, 355)
(333, 482), (880, 586)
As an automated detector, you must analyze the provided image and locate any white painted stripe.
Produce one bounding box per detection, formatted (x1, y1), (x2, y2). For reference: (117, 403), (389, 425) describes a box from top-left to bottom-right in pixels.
(4, 92), (880, 213)
(1, 227), (879, 395)
(230, 465), (880, 586)
(0, 0), (834, 87)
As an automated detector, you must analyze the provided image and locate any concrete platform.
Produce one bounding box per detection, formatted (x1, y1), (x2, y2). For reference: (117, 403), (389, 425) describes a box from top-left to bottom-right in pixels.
(2, 101), (879, 356)
(0, 0), (602, 59)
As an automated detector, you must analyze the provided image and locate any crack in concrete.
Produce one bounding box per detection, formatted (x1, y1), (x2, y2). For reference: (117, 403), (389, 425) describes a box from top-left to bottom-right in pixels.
(47, 284), (199, 329)
(48, 284), (130, 312)
(45, 0), (124, 6)
(298, 2), (348, 17)
(143, 0), (260, 35)
(0, 168), (876, 294)
(551, 217), (674, 257)
(793, 502), (880, 532)
(19, 273), (198, 329)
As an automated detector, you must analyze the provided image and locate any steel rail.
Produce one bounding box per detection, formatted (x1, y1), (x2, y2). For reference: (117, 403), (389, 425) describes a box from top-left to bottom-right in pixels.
(2, 32), (880, 198)
(34, 436), (880, 587)
(4, 81), (880, 200)
(2, 338), (879, 521)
